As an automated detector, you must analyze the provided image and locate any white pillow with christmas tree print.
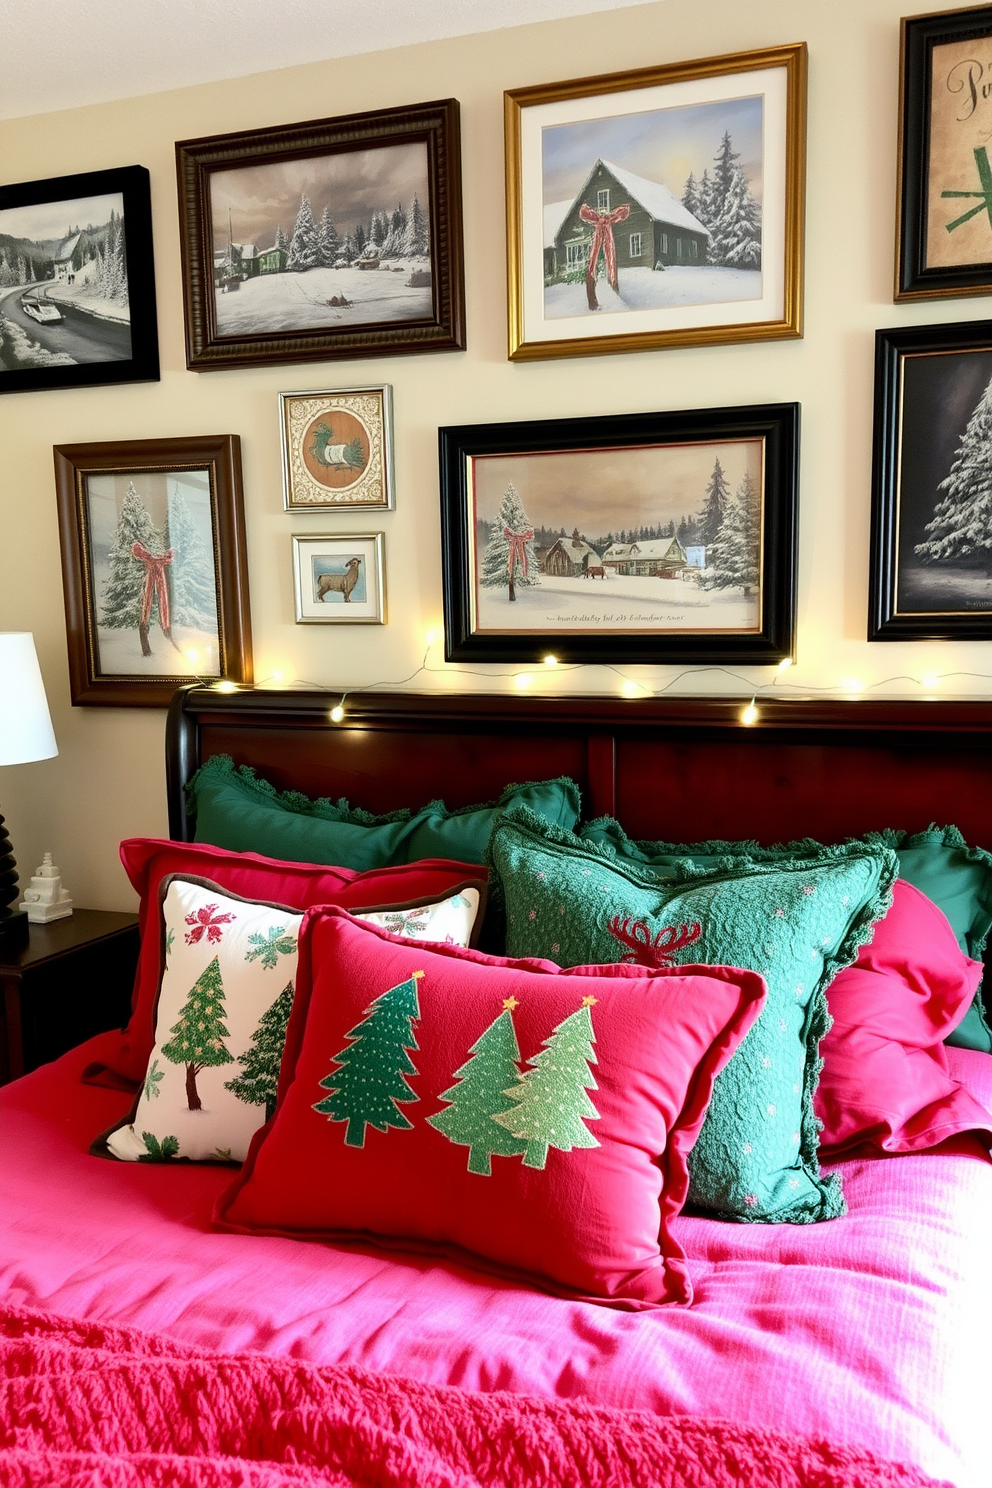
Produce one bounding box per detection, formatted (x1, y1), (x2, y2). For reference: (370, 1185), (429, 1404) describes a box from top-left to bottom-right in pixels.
(103, 875), (486, 1164)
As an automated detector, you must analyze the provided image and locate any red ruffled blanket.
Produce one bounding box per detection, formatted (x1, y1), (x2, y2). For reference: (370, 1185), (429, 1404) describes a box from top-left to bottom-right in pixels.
(0, 1305), (948, 1488)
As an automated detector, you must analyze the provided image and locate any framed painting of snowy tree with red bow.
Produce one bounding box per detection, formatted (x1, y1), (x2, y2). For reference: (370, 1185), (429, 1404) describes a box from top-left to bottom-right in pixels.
(176, 100), (465, 372)
(504, 45), (806, 361)
(869, 320), (992, 639)
(439, 403), (798, 665)
(53, 435), (253, 706)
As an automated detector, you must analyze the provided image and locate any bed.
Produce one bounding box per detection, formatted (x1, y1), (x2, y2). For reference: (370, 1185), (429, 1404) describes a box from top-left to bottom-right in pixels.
(2, 685), (991, 1488)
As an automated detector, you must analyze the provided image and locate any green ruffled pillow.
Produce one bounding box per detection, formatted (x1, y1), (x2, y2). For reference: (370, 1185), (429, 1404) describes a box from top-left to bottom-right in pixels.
(579, 818), (992, 1053)
(487, 808), (899, 1224)
(186, 754), (581, 871)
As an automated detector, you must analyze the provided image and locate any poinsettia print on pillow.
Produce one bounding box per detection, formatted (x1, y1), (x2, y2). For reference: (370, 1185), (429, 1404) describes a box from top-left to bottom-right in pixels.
(103, 877), (486, 1164)
(215, 909), (767, 1308)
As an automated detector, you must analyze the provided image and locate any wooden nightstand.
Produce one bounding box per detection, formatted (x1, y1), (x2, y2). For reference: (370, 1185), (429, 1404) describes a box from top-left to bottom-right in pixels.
(0, 909), (140, 1084)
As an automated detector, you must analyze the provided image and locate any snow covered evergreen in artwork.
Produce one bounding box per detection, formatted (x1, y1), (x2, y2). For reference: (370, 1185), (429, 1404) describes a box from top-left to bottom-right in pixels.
(915, 373), (992, 574)
(100, 483), (164, 633)
(703, 470), (761, 596)
(480, 484), (540, 600)
(165, 488), (217, 633)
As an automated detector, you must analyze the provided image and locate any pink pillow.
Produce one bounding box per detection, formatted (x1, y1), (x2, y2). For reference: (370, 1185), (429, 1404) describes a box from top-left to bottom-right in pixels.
(816, 878), (992, 1156)
(97, 839), (487, 1086)
(216, 910), (765, 1309)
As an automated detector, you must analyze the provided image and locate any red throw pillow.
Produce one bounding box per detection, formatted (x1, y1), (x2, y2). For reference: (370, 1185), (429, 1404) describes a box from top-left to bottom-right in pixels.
(816, 878), (992, 1156)
(216, 910), (765, 1309)
(95, 839), (488, 1086)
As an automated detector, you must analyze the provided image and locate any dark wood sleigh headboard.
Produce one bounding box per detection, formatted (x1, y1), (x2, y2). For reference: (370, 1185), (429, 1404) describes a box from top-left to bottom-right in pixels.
(166, 685), (992, 852)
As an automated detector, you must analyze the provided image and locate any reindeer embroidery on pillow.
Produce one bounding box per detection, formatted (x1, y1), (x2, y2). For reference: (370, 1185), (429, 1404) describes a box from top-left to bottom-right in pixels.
(608, 916), (702, 967)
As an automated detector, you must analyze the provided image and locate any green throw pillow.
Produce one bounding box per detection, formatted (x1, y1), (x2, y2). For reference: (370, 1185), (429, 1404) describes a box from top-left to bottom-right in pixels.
(186, 754), (581, 871)
(579, 818), (992, 1053)
(488, 809), (899, 1225)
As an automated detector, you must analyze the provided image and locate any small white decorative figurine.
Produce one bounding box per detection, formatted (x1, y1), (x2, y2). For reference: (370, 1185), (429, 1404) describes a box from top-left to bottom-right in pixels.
(18, 852), (73, 923)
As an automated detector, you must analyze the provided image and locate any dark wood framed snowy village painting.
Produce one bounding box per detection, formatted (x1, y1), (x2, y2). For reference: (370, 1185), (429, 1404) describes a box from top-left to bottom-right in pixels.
(504, 45), (806, 361)
(869, 320), (992, 640)
(0, 165), (159, 395)
(439, 403), (799, 665)
(53, 435), (253, 706)
(176, 100), (465, 371)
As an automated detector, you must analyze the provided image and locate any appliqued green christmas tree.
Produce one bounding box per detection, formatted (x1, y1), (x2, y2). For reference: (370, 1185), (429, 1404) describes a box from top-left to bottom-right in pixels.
(225, 981), (294, 1119)
(493, 997), (601, 1170)
(313, 971), (423, 1147)
(427, 998), (528, 1175)
(161, 955), (234, 1112)
(245, 924), (297, 970)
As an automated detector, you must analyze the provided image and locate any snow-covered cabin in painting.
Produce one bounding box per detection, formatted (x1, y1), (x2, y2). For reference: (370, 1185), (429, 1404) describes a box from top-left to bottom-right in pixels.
(545, 161), (709, 279)
(543, 530), (602, 577)
(602, 536), (690, 578)
(54, 231), (95, 282)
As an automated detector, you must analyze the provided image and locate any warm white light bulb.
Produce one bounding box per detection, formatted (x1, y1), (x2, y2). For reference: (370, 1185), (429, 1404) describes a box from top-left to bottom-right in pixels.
(515, 673), (533, 690)
(184, 648), (200, 666)
(777, 657), (793, 673)
(842, 678), (864, 697)
(425, 630), (437, 648)
(329, 704), (345, 723)
(922, 673), (939, 690)
(213, 679), (238, 694)
(622, 679), (641, 698)
(740, 699), (759, 726)
(543, 654), (558, 667)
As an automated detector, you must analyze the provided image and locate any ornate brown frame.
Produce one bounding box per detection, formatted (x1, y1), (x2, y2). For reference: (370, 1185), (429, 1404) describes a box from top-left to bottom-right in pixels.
(54, 435), (253, 707)
(176, 99), (466, 371)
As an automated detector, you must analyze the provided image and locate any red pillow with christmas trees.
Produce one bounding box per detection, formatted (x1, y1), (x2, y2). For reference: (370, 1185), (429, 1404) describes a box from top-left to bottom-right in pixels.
(215, 908), (766, 1308)
(85, 837), (488, 1088)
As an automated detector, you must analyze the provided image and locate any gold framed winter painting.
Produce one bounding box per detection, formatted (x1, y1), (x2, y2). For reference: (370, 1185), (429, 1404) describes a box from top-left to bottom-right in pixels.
(505, 44), (807, 360)
(53, 434), (253, 707)
(280, 385), (394, 512)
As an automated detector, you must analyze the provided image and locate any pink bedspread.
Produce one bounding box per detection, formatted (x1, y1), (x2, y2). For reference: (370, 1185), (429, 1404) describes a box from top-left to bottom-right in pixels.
(2, 1035), (990, 1488)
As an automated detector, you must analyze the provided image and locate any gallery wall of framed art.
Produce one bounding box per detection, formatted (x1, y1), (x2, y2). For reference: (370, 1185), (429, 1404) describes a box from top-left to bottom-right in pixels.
(4, 0), (992, 905)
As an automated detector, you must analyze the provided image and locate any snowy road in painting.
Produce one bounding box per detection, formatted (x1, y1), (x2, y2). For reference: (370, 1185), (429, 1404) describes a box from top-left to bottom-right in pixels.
(544, 265), (762, 319)
(476, 573), (759, 632)
(214, 264), (432, 335)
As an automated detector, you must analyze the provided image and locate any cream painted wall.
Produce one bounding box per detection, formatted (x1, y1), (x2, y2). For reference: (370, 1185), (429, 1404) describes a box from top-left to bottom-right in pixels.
(0, 0), (988, 909)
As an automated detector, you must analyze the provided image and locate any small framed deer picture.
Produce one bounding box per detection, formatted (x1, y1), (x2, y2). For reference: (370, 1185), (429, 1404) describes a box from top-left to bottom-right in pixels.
(53, 434), (252, 706)
(292, 533), (386, 625)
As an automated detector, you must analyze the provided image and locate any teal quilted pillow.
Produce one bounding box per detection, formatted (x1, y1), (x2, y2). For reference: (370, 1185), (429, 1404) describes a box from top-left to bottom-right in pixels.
(579, 819), (992, 1053)
(186, 755), (581, 871)
(488, 810), (899, 1224)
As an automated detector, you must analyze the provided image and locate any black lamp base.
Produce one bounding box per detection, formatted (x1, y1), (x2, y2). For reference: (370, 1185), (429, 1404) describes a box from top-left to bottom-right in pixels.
(0, 907), (28, 952)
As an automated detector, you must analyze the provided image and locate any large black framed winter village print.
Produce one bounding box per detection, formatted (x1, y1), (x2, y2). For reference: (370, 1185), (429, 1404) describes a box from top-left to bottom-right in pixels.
(439, 403), (799, 666)
(0, 165), (159, 395)
(504, 45), (807, 361)
(176, 100), (466, 371)
(53, 435), (253, 706)
(869, 320), (992, 640)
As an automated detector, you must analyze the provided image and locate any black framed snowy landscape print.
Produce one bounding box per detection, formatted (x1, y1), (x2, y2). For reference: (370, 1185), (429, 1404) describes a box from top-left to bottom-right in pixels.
(439, 404), (799, 666)
(176, 100), (465, 371)
(504, 45), (806, 361)
(54, 435), (253, 706)
(870, 320), (992, 640)
(0, 165), (159, 395)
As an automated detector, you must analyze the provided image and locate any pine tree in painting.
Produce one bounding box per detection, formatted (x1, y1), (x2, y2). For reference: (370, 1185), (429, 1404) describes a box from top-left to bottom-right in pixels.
(225, 982), (294, 1120)
(165, 488), (217, 632)
(915, 374), (992, 573)
(317, 206), (339, 268)
(696, 168), (716, 231)
(403, 195), (429, 257)
(161, 955), (234, 1112)
(313, 973), (423, 1146)
(493, 1000), (601, 1170)
(709, 162), (762, 270)
(275, 224), (289, 253)
(368, 210), (389, 251)
(703, 469), (761, 595)
(99, 483), (163, 631)
(480, 484), (540, 595)
(698, 458), (731, 550)
(427, 1003), (527, 1175)
(681, 172), (702, 221)
(289, 194), (319, 271)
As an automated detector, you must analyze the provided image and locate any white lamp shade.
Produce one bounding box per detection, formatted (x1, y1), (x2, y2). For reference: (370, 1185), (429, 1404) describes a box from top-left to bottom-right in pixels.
(0, 633), (58, 766)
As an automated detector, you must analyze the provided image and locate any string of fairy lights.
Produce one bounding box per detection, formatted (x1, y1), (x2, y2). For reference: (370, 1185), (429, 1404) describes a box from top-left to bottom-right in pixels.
(200, 633), (992, 728)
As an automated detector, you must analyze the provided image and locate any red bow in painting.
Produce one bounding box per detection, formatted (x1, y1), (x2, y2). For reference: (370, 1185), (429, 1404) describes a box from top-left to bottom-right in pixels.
(579, 201), (631, 295)
(131, 541), (175, 630)
(504, 527), (534, 581)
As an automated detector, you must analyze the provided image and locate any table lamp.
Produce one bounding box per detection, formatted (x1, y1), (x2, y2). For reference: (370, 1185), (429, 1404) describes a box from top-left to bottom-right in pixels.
(0, 633), (58, 949)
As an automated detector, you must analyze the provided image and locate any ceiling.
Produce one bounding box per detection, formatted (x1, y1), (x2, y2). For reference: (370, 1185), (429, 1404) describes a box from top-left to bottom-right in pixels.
(1, 0), (662, 122)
